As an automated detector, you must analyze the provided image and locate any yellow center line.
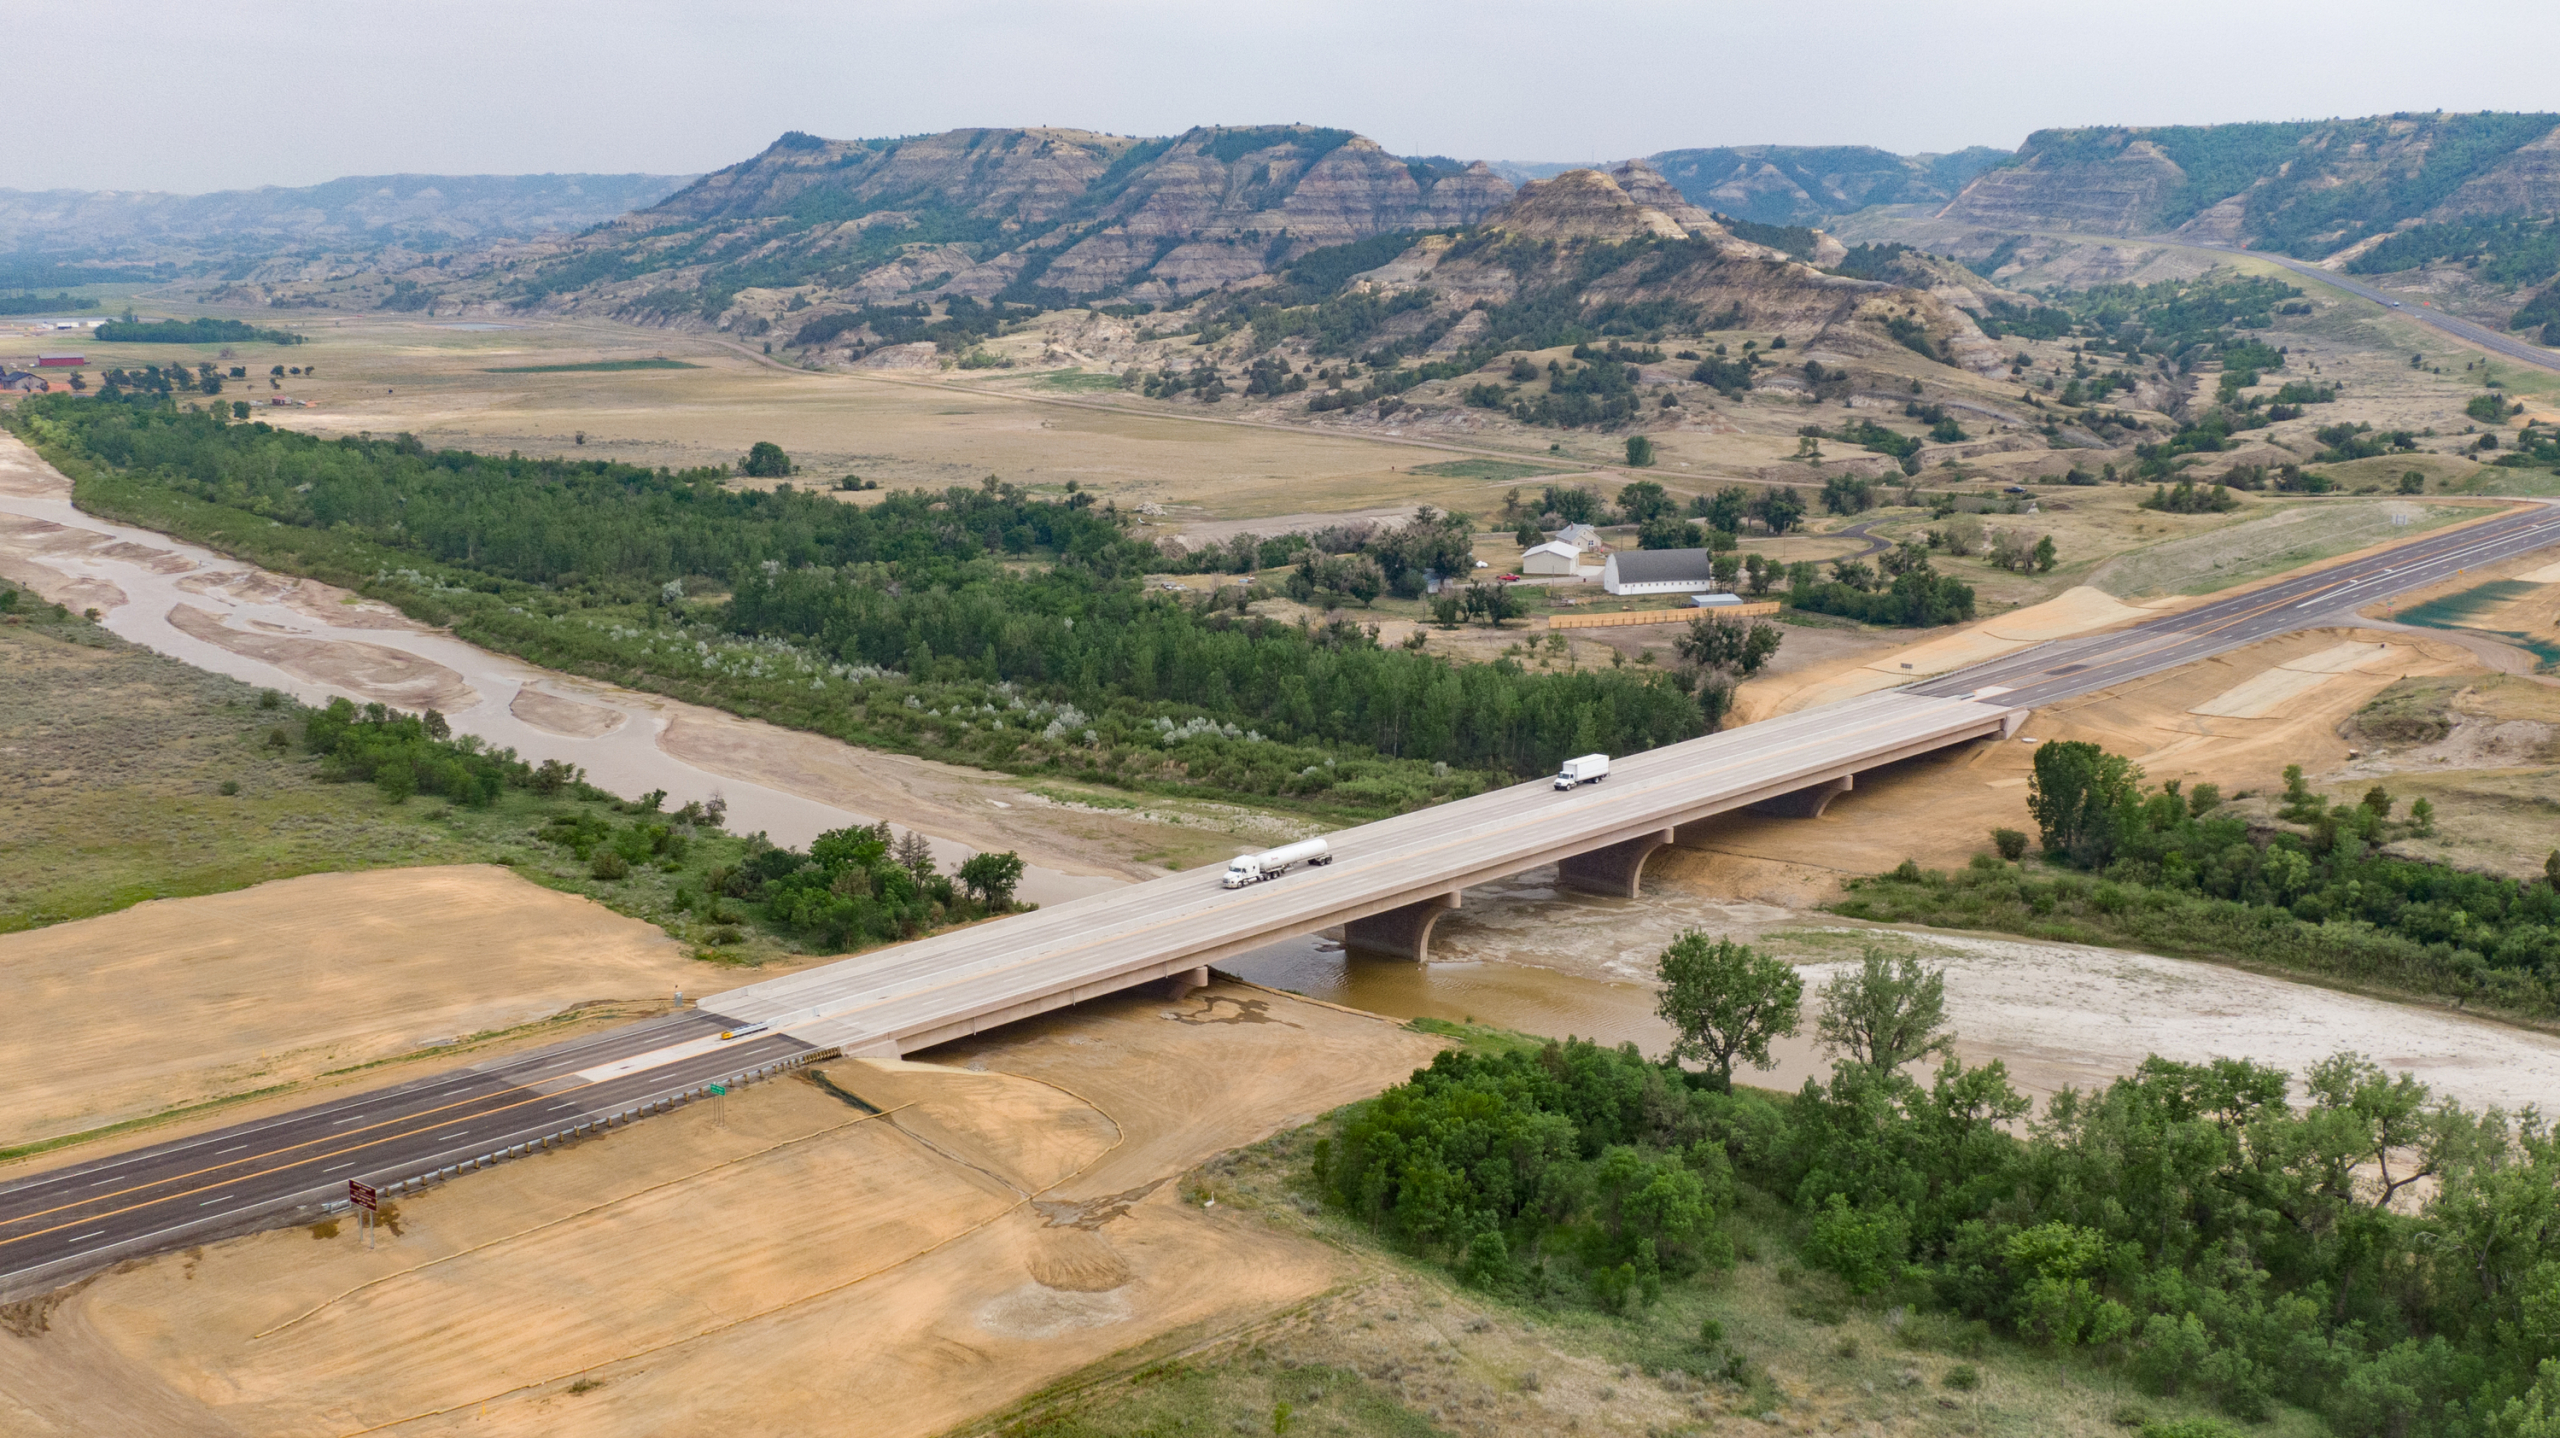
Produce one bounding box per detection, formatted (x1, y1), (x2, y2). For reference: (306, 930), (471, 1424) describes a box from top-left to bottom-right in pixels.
(0, 1082), (557, 1234)
(0, 1082), (592, 1253)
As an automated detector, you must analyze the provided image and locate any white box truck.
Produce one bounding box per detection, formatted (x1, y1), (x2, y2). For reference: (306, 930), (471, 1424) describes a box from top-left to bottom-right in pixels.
(1554, 753), (1609, 789)
(1223, 838), (1334, 888)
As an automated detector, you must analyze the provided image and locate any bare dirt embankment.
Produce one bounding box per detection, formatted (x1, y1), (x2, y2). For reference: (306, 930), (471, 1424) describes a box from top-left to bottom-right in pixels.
(0, 981), (1445, 1438)
(0, 866), (701, 1151)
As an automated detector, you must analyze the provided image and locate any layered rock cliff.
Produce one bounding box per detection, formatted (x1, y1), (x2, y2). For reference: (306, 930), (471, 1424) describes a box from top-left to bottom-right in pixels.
(499, 125), (1516, 326)
(1936, 113), (2560, 257)
(1365, 163), (2008, 378)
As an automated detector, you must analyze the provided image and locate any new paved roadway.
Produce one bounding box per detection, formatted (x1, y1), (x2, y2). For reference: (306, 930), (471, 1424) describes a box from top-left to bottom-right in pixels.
(2170, 238), (2560, 376)
(0, 1010), (811, 1298)
(1914, 499), (2560, 708)
(8, 498), (2560, 1295)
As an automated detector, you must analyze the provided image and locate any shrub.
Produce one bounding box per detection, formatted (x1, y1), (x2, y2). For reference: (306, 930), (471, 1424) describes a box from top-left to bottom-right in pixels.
(589, 850), (630, 880)
(1991, 827), (2028, 861)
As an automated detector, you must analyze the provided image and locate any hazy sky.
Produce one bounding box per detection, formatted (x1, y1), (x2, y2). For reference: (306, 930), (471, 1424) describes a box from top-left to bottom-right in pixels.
(13, 0), (2559, 193)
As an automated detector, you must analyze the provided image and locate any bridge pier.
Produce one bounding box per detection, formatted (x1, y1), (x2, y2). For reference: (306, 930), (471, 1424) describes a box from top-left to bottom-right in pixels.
(1160, 964), (1211, 998)
(1556, 828), (1675, 898)
(1343, 892), (1461, 961)
(1746, 773), (1854, 819)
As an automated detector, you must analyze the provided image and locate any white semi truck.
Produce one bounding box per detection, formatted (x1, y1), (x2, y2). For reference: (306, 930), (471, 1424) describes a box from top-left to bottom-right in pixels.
(1223, 838), (1333, 888)
(1554, 753), (1609, 789)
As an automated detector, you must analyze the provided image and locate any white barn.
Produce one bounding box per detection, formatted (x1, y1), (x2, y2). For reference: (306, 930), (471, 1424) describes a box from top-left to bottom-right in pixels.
(1519, 540), (1585, 577)
(1602, 548), (1721, 597)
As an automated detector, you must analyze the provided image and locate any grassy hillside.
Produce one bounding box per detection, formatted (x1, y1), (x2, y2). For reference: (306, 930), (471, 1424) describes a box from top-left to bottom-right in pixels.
(1650, 144), (2009, 226)
(1943, 112), (2560, 256)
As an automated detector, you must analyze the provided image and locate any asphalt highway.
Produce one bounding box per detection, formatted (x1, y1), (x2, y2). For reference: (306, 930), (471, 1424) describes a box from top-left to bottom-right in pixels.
(1914, 500), (2560, 708)
(0, 1010), (809, 1296)
(2174, 239), (2560, 376)
(8, 499), (2560, 1293)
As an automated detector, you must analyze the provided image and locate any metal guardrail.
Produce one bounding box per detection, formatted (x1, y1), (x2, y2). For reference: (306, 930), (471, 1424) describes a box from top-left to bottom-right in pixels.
(0, 1050), (838, 1301)
(342, 1051), (832, 1208)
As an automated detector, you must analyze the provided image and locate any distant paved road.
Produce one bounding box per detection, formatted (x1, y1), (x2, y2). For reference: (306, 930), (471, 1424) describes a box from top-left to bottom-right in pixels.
(1913, 501), (2560, 708)
(2170, 239), (2560, 375)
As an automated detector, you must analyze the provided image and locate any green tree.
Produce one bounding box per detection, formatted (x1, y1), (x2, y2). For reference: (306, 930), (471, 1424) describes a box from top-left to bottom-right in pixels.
(892, 828), (937, 878)
(1750, 485), (1806, 535)
(1653, 932), (1803, 1091)
(1814, 947), (1955, 1073)
(1636, 515), (1704, 550)
(1820, 474), (1874, 516)
(740, 440), (794, 478)
(2027, 740), (2141, 867)
(2032, 534), (2058, 572)
(956, 850), (1025, 908)
(1615, 478), (1672, 523)
(1624, 435), (1657, 468)
(1674, 615), (1781, 677)
(1693, 485), (1752, 533)
(1339, 553), (1386, 607)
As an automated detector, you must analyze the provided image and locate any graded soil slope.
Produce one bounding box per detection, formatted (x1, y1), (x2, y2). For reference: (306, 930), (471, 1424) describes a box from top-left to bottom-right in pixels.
(0, 980), (1444, 1437)
(1689, 625), (2479, 895)
(0, 866), (696, 1150)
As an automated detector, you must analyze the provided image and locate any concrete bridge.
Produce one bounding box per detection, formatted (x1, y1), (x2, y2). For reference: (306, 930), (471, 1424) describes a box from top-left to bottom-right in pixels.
(0, 689), (2019, 1296)
(704, 689), (2025, 1057)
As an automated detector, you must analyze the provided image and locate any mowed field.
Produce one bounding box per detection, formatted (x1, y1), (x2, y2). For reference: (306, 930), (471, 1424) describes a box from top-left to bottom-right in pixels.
(0, 981), (1445, 1438)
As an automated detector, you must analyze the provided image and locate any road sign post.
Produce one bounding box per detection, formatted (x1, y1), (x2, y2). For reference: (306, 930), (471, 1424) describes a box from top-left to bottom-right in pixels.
(348, 1180), (378, 1250)
(708, 1081), (728, 1128)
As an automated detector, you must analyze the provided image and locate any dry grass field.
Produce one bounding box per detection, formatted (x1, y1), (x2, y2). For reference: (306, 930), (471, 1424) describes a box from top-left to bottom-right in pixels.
(0, 620), (503, 932)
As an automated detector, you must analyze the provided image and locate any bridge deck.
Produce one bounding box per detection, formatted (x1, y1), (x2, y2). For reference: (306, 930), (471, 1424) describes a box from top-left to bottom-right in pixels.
(703, 690), (2022, 1054)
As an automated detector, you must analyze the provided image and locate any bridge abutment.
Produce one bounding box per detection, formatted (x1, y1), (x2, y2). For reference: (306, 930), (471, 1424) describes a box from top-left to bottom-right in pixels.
(1556, 827), (1676, 898)
(1343, 892), (1461, 961)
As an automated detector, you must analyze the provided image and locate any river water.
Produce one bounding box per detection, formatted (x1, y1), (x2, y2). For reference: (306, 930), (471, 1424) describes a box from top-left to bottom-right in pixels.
(11, 436), (2560, 1115)
(0, 434), (1120, 904)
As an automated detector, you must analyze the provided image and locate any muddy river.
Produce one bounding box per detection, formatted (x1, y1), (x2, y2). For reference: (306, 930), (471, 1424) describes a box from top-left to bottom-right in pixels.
(10, 434), (2559, 1115)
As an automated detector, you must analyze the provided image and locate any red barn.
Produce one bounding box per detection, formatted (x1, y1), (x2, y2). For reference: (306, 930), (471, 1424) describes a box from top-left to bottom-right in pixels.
(37, 354), (85, 368)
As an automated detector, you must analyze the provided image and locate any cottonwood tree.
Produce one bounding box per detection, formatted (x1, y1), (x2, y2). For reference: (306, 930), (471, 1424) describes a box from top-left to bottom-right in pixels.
(2028, 740), (2142, 867)
(957, 850), (1025, 909)
(1654, 932), (1802, 1092)
(892, 829), (937, 879)
(1815, 947), (1955, 1073)
(1675, 614), (1782, 678)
